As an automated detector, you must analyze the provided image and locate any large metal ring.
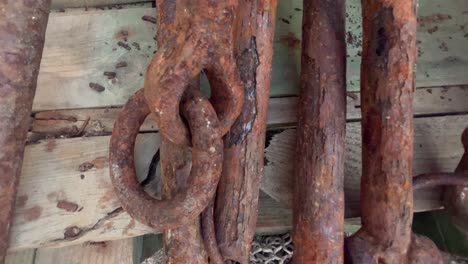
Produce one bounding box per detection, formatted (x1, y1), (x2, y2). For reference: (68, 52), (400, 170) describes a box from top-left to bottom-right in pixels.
(109, 89), (223, 229)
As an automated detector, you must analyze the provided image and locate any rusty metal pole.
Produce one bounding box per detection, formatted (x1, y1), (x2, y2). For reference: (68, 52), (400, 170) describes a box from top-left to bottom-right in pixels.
(207, 1), (277, 263)
(292, 0), (347, 263)
(0, 1), (51, 262)
(154, 1), (208, 262)
(159, 131), (209, 263)
(345, 0), (443, 263)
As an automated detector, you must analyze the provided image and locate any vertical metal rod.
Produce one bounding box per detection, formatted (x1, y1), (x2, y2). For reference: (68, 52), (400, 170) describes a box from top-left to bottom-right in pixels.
(0, 1), (51, 262)
(292, 0), (347, 263)
(160, 136), (209, 263)
(209, 1), (277, 263)
(155, 1), (208, 262)
(345, 0), (443, 262)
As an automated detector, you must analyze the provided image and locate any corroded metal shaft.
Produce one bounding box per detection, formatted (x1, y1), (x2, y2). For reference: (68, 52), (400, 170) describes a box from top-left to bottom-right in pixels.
(208, 1), (278, 263)
(345, 0), (443, 263)
(160, 123), (209, 264)
(292, 0), (347, 263)
(0, 1), (51, 262)
(155, 1), (209, 262)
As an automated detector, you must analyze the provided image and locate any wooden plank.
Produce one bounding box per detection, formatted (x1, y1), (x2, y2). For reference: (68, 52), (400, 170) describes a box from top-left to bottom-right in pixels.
(51, 0), (149, 9)
(34, 239), (133, 264)
(261, 115), (468, 216)
(34, 8), (157, 111)
(33, 1), (468, 111)
(273, 0), (468, 93)
(30, 86), (468, 135)
(9, 114), (463, 250)
(8, 134), (293, 251)
(5, 249), (35, 264)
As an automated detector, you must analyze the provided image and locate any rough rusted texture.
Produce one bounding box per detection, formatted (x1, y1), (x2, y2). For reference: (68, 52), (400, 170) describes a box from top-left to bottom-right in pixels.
(153, 2), (210, 261)
(0, 1), (51, 261)
(144, 0), (244, 146)
(201, 201), (223, 264)
(345, 0), (442, 263)
(443, 127), (468, 235)
(109, 89), (223, 230)
(209, 1), (277, 263)
(160, 137), (209, 264)
(292, 0), (346, 263)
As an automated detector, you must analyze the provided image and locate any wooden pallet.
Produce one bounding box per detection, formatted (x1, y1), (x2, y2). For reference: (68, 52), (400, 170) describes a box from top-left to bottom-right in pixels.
(6, 0), (468, 263)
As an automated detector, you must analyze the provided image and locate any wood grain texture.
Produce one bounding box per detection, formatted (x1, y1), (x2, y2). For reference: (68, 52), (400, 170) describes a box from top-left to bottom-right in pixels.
(8, 133), (291, 251)
(30, 86), (468, 136)
(51, 0), (149, 8)
(261, 115), (468, 217)
(5, 249), (35, 264)
(34, 239), (133, 264)
(9, 114), (465, 250)
(273, 0), (468, 94)
(33, 0), (468, 111)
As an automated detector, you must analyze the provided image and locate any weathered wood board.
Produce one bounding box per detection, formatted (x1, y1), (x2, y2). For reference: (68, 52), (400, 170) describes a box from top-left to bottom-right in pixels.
(51, 0), (147, 9)
(9, 134), (293, 251)
(31, 86), (468, 136)
(5, 239), (133, 264)
(261, 115), (468, 215)
(33, 239), (133, 264)
(273, 0), (468, 93)
(10, 113), (465, 251)
(33, 1), (468, 110)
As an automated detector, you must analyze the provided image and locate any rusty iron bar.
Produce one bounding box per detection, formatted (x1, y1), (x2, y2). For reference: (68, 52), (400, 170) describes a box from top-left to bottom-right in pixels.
(144, 0), (244, 146)
(0, 1), (51, 262)
(443, 127), (468, 236)
(345, 0), (443, 263)
(206, 1), (278, 263)
(109, 88), (223, 230)
(160, 137), (209, 263)
(159, 81), (209, 264)
(154, 1), (209, 262)
(292, 0), (347, 263)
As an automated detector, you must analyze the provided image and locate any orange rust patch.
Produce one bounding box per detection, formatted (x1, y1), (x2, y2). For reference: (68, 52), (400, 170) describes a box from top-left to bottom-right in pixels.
(57, 200), (79, 212)
(47, 191), (66, 202)
(64, 226), (82, 239)
(23, 206), (42, 221)
(45, 139), (57, 152)
(16, 195), (28, 208)
(103, 222), (114, 231)
(280, 32), (301, 49)
(98, 189), (118, 209)
(92, 156), (108, 169)
(114, 28), (133, 40)
(124, 219), (136, 235)
(417, 13), (452, 25)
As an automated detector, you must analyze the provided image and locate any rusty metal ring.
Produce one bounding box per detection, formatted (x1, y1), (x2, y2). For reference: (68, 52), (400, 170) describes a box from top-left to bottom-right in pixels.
(144, 30), (244, 146)
(110, 89), (223, 229)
